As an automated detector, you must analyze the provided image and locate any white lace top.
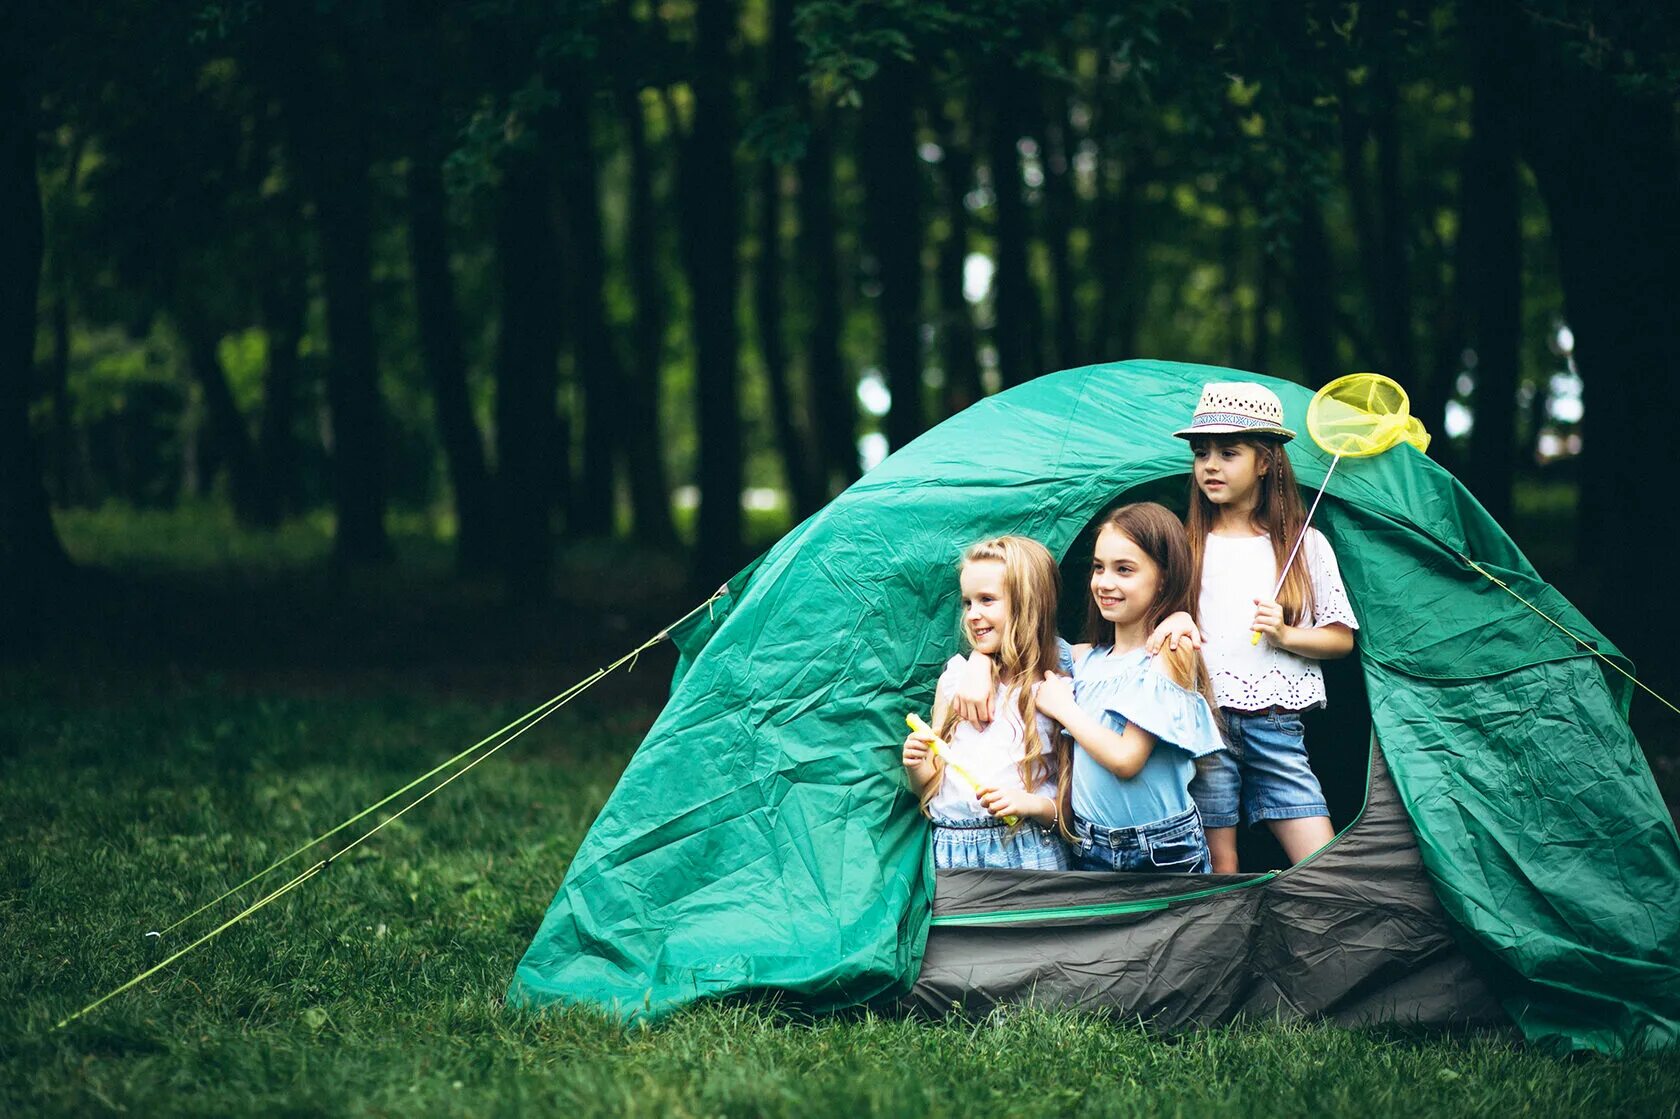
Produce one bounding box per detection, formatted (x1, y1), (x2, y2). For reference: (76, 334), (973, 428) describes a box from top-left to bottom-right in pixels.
(1198, 529), (1359, 711)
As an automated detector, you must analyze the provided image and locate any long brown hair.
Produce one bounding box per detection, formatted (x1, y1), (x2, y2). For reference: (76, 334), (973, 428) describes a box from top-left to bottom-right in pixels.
(921, 536), (1063, 818)
(1184, 434), (1315, 627)
(1058, 503), (1219, 839)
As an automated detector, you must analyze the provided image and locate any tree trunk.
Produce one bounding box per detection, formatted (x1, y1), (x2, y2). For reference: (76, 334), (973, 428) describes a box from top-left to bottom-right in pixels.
(1220, 188), (1244, 368)
(282, 34), (390, 564)
(1518, 32), (1680, 690)
(1460, 0), (1521, 523)
(988, 63), (1036, 387)
(1420, 308), (1463, 474)
(45, 134), (83, 507)
(619, 80), (679, 548)
(1338, 76), (1386, 360)
(48, 295), (75, 504)
(1090, 32), (1143, 365)
(1249, 238), (1276, 374)
(1094, 157), (1142, 361)
(0, 49), (70, 644)
(1043, 70), (1080, 370)
(1285, 195), (1338, 387)
(680, 0), (744, 586)
(256, 255), (304, 526)
(495, 147), (566, 599)
(934, 95), (983, 415)
(1415, 182), (1465, 476)
(551, 81), (623, 538)
(316, 165), (389, 562)
(181, 317), (264, 523)
(407, 151), (494, 570)
(1339, 16), (1416, 390)
(797, 102), (857, 491)
(755, 0), (822, 517)
(757, 156), (823, 516)
(1370, 50), (1416, 389)
(860, 59), (924, 450)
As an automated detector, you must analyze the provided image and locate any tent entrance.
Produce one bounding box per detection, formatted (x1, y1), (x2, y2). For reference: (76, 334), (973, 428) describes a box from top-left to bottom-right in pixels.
(924, 726), (1382, 930)
(1056, 481), (1375, 874)
(908, 733), (1508, 1029)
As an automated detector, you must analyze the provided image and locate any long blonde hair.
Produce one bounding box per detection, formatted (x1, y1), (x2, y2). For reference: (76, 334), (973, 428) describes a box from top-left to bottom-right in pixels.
(920, 535), (1064, 818)
(1185, 434), (1316, 627)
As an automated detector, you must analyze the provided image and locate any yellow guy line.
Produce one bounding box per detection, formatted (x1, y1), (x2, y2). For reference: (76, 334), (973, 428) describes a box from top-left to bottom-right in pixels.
(59, 863), (327, 1029)
(158, 677), (593, 936)
(59, 592), (723, 1029)
(1460, 553), (1680, 718)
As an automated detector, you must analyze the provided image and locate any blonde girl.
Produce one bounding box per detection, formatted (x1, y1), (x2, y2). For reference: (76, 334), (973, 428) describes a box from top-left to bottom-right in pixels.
(901, 536), (1072, 869)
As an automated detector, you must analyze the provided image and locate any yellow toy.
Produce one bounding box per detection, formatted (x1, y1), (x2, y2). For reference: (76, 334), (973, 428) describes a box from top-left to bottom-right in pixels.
(904, 712), (1020, 827)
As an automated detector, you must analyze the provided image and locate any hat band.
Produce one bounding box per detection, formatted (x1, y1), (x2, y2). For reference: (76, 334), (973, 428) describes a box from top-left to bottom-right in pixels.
(1188, 411), (1284, 430)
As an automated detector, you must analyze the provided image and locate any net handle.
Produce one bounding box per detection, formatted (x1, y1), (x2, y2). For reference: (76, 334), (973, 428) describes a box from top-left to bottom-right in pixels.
(1253, 452), (1342, 645)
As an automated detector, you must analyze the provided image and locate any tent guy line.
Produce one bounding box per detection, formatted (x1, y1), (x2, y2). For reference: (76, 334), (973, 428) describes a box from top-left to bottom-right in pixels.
(155, 676), (598, 938)
(1458, 552), (1680, 718)
(57, 591), (725, 1030)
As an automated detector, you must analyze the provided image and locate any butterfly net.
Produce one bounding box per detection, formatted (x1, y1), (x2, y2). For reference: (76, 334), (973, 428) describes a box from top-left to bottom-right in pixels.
(1306, 373), (1432, 458)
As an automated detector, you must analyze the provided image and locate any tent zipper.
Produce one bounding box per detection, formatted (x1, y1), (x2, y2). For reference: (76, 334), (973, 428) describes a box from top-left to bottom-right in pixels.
(928, 871), (1280, 927)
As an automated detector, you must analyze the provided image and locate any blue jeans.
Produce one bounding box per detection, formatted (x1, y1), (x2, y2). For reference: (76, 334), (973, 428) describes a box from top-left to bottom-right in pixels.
(1190, 708), (1330, 828)
(1069, 805), (1210, 874)
(932, 816), (1072, 870)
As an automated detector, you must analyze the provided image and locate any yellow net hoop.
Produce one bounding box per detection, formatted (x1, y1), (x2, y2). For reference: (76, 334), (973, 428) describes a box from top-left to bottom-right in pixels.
(1306, 372), (1431, 458)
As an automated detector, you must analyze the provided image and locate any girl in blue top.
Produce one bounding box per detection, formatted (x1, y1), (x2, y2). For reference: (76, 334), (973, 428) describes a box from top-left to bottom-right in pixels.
(1034, 503), (1227, 873)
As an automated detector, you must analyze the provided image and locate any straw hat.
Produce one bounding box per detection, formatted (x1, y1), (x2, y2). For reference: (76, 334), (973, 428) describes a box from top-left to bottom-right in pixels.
(1172, 382), (1296, 441)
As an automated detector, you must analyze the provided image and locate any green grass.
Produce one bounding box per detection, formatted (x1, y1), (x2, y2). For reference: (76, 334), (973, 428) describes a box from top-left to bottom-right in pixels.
(4, 680), (1678, 1117)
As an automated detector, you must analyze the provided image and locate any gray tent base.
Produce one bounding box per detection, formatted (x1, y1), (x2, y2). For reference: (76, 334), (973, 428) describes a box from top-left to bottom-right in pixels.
(902, 738), (1510, 1031)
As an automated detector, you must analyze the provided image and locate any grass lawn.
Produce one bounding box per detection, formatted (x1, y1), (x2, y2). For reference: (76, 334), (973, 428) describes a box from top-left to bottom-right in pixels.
(7, 685), (1679, 1117)
(4, 500), (1678, 1116)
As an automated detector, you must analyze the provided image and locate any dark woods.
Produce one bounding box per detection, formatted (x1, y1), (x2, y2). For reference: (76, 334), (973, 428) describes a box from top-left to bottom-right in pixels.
(3, 2), (1679, 687)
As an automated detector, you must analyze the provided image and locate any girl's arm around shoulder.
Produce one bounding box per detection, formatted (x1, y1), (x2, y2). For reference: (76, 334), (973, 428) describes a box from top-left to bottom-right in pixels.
(948, 651), (997, 726)
(1153, 642), (1197, 689)
(1145, 612), (1203, 654)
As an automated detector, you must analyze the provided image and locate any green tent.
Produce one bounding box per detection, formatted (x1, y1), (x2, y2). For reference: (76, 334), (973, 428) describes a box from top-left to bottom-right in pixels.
(507, 360), (1680, 1054)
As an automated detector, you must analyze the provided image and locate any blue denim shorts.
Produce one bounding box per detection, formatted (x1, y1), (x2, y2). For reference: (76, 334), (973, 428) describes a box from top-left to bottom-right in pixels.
(932, 816), (1072, 870)
(1189, 708), (1330, 829)
(1069, 805), (1210, 874)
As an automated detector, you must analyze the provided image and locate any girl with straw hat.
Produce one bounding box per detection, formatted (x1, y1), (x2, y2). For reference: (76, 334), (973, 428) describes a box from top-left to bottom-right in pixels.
(1166, 382), (1359, 873)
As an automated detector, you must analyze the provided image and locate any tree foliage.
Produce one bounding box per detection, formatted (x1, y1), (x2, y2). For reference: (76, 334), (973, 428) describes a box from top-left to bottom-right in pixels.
(6, 0), (1679, 673)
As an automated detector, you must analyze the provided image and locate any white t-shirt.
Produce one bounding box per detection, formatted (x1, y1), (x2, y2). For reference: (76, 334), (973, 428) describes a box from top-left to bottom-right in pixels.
(924, 656), (1060, 822)
(1198, 529), (1358, 711)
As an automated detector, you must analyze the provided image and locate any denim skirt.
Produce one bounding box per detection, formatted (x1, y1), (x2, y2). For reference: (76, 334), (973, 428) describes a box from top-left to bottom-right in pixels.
(931, 815), (1072, 870)
(1189, 707), (1330, 828)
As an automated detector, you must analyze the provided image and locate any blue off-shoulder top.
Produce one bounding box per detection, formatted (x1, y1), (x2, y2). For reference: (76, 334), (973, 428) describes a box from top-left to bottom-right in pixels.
(1068, 644), (1226, 830)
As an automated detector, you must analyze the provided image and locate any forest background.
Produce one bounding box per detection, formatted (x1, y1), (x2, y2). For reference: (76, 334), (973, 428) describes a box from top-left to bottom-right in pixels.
(5, 0), (1680, 730)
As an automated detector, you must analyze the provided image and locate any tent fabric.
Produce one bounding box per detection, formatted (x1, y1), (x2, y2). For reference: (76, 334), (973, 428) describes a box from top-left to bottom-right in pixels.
(506, 359), (1680, 1054)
